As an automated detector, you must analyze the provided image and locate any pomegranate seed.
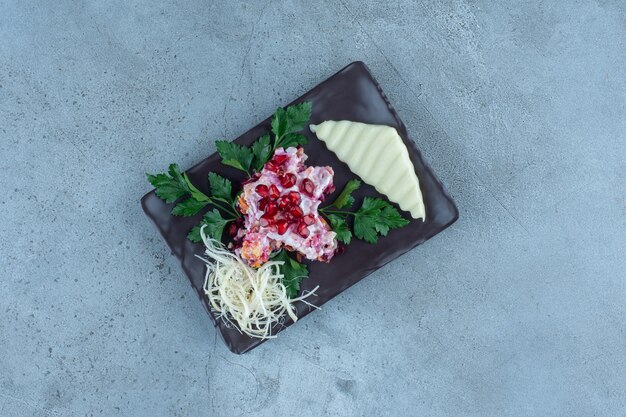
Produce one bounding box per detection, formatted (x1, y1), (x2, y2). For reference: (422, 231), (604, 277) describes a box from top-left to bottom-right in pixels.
(290, 206), (303, 218)
(269, 184), (280, 199)
(259, 214), (275, 228)
(276, 219), (289, 235)
(302, 214), (315, 225)
(280, 173), (297, 188)
(255, 184), (269, 198)
(324, 184), (336, 195)
(283, 211), (294, 221)
(258, 197), (269, 211)
(228, 223), (237, 237)
(297, 223), (310, 238)
(265, 201), (278, 216)
(287, 191), (301, 205)
(278, 196), (290, 209)
(300, 178), (315, 195)
(265, 161), (279, 172)
(273, 154), (288, 165)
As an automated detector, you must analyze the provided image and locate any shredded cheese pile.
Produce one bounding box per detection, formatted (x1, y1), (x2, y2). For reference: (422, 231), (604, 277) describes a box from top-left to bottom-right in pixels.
(197, 226), (318, 339)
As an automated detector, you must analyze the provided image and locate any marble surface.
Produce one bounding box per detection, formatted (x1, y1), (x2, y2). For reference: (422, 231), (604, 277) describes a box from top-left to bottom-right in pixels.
(1, 1), (625, 416)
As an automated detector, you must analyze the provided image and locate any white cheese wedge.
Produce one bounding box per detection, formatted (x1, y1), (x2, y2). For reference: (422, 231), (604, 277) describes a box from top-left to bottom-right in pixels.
(310, 120), (425, 220)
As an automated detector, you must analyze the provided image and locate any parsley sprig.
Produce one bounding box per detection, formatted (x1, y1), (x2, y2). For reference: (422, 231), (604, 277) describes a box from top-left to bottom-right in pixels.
(215, 102), (311, 175)
(320, 179), (410, 244)
(147, 164), (239, 242)
(271, 250), (309, 298)
(270, 102), (311, 150)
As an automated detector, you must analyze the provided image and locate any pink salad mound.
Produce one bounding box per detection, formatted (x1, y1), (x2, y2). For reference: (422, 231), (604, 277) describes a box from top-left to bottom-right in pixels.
(235, 147), (337, 267)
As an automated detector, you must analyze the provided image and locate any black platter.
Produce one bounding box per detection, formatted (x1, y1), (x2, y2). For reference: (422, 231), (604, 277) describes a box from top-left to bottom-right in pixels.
(141, 62), (458, 354)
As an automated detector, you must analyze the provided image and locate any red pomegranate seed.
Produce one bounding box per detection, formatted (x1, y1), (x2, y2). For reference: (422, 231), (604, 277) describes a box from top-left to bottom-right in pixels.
(264, 161), (279, 172)
(273, 154), (288, 165)
(287, 191), (301, 205)
(259, 214), (275, 228)
(300, 178), (315, 195)
(280, 173), (297, 188)
(297, 223), (310, 238)
(276, 219), (289, 235)
(258, 197), (269, 211)
(265, 201), (278, 216)
(255, 184), (269, 198)
(302, 214), (315, 225)
(324, 184), (336, 195)
(290, 206), (303, 218)
(269, 184), (280, 199)
(278, 196), (290, 209)
(228, 223), (237, 237)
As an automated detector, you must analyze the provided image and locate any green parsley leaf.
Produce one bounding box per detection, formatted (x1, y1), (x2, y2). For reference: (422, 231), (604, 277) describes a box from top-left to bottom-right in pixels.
(331, 179), (362, 209)
(187, 209), (230, 243)
(251, 133), (272, 171)
(187, 226), (203, 243)
(207, 172), (233, 202)
(327, 214), (352, 244)
(353, 197), (410, 244)
(172, 197), (208, 216)
(375, 205), (410, 236)
(353, 215), (379, 244)
(183, 173), (210, 202)
(272, 250), (309, 298)
(168, 163), (187, 188)
(285, 101), (312, 133)
(147, 163), (189, 203)
(270, 107), (287, 141)
(216, 140), (253, 173)
(279, 133), (308, 149)
(271, 101), (312, 146)
(358, 196), (388, 212)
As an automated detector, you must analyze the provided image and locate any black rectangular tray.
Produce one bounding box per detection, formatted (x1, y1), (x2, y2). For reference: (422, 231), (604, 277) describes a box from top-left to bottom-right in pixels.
(141, 62), (459, 353)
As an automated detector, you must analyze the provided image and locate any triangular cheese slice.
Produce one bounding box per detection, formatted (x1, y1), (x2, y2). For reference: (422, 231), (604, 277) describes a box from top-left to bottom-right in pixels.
(310, 120), (425, 220)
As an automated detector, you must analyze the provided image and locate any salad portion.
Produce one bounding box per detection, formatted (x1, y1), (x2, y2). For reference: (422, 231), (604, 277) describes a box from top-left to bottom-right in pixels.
(237, 146), (337, 267)
(147, 102), (413, 339)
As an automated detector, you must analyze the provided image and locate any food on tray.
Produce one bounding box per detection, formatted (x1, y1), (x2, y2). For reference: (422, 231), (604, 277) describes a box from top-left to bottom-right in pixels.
(319, 179), (410, 245)
(236, 146), (337, 267)
(147, 102), (413, 339)
(199, 231), (317, 339)
(310, 120), (426, 220)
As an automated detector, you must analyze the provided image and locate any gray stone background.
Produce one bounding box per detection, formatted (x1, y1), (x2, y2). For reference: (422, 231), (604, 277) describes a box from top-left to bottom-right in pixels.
(1, 1), (625, 416)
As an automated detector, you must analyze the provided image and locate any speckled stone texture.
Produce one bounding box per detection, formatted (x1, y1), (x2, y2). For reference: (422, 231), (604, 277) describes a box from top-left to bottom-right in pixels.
(1, 1), (625, 416)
